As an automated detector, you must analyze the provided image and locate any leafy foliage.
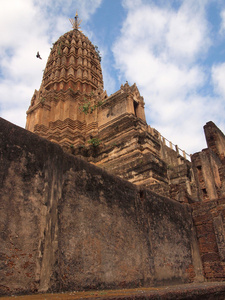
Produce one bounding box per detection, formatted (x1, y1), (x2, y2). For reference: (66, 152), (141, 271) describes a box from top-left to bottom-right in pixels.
(88, 138), (101, 147)
(94, 45), (102, 62)
(80, 99), (104, 115)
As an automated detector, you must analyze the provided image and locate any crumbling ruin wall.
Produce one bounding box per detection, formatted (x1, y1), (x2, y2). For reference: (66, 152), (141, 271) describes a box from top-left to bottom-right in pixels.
(191, 149), (223, 201)
(204, 121), (225, 164)
(192, 199), (225, 281)
(191, 122), (225, 202)
(190, 121), (225, 281)
(0, 117), (203, 296)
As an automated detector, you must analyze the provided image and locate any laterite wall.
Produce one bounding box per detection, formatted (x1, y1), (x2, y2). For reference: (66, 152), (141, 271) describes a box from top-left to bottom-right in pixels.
(0, 118), (203, 296)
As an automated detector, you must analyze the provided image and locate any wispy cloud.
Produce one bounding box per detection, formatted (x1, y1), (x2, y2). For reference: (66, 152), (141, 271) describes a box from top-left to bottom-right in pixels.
(220, 9), (225, 34)
(113, 0), (222, 153)
(34, 0), (103, 19)
(212, 63), (225, 98)
(0, 0), (50, 126)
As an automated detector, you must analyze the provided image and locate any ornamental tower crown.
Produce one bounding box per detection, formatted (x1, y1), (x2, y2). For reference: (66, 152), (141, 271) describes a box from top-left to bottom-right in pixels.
(42, 20), (103, 94)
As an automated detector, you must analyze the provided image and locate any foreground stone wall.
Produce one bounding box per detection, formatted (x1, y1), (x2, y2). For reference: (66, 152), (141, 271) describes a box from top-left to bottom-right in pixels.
(0, 118), (203, 296)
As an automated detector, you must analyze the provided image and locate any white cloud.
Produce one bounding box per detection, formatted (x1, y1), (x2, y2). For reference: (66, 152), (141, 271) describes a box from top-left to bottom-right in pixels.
(166, 1), (210, 63)
(0, 79), (35, 128)
(0, 0), (50, 127)
(1, 108), (28, 129)
(113, 0), (215, 154)
(220, 9), (225, 34)
(212, 63), (225, 98)
(33, 0), (103, 27)
(0, 0), (45, 53)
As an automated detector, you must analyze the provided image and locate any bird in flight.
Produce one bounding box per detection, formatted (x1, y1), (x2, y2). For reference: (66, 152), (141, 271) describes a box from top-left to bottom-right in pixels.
(36, 51), (42, 59)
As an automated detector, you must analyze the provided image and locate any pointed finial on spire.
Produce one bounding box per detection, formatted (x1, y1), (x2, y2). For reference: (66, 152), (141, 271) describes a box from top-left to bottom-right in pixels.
(69, 12), (82, 30)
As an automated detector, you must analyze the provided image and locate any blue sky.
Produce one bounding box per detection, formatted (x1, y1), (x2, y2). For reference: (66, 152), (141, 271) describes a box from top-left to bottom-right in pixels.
(1, 0), (225, 154)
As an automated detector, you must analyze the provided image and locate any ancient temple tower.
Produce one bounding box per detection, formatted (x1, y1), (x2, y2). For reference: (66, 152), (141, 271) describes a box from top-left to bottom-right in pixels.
(26, 14), (194, 202)
(26, 13), (104, 147)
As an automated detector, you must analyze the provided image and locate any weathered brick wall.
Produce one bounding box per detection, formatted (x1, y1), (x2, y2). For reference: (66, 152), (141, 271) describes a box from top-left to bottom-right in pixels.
(0, 118), (203, 296)
(192, 199), (225, 281)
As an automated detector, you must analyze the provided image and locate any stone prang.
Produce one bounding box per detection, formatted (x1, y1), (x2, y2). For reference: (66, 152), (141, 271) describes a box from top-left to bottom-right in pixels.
(2, 13), (225, 298)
